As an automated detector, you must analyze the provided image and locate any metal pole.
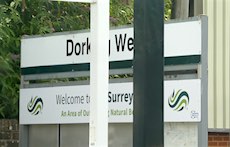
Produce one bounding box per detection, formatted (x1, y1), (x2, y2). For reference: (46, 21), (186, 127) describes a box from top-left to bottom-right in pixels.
(171, 0), (190, 19)
(134, 0), (164, 146)
(90, 0), (109, 146)
(198, 15), (208, 147)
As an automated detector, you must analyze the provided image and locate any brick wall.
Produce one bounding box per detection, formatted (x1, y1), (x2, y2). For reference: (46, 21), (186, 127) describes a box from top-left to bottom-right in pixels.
(209, 132), (230, 147)
(0, 119), (19, 147)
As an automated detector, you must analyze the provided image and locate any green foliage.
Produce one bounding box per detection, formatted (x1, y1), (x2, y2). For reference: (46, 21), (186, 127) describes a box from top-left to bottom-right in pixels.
(110, 0), (133, 26)
(20, 1), (90, 34)
(0, 2), (21, 55)
(0, 0), (171, 119)
(0, 55), (20, 118)
(165, 0), (172, 20)
(0, 1), (21, 118)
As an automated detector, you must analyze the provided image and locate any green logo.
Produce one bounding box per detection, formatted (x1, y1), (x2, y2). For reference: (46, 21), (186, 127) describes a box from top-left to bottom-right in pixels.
(27, 96), (43, 115)
(168, 89), (189, 112)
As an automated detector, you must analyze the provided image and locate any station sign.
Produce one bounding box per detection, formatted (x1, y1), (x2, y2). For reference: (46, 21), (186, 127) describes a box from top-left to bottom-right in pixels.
(20, 19), (203, 124)
(21, 20), (202, 68)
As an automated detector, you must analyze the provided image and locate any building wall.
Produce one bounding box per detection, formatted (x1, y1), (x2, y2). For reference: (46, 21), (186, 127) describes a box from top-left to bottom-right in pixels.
(203, 0), (230, 129)
(0, 119), (19, 147)
(208, 132), (230, 147)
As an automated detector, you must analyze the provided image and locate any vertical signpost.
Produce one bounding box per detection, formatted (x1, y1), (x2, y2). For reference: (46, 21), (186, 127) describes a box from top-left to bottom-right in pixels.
(51, 0), (109, 147)
(134, 0), (164, 146)
(90, 0), (109, 147)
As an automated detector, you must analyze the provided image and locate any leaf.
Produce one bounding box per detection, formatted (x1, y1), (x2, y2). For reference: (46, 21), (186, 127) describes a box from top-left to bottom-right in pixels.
(10, 1), (15, 7)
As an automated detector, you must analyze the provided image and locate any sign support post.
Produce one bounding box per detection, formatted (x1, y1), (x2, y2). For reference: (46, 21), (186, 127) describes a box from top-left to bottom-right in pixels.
(89, 0), (109, 147)
(134, 0), (164, 146)
(51, 0), (109, 147)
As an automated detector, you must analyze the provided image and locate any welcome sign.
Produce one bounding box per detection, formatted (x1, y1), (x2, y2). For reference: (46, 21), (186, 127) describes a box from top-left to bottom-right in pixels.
(20, 79), (201, 124)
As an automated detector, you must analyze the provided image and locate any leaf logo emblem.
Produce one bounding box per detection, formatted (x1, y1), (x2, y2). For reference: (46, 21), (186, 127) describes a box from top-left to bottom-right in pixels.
(27, 96), (43, 115)
(168, 89), (189, 112)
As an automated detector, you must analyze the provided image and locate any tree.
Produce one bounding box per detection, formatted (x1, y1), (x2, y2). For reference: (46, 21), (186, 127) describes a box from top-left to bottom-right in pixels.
(0, 1), (21, 118)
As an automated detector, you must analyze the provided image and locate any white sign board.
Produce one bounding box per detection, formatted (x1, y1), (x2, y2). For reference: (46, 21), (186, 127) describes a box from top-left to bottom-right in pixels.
(20, 79), (201, 124)
(164, 79), (201, 122)
(21, 20), (201, 68)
